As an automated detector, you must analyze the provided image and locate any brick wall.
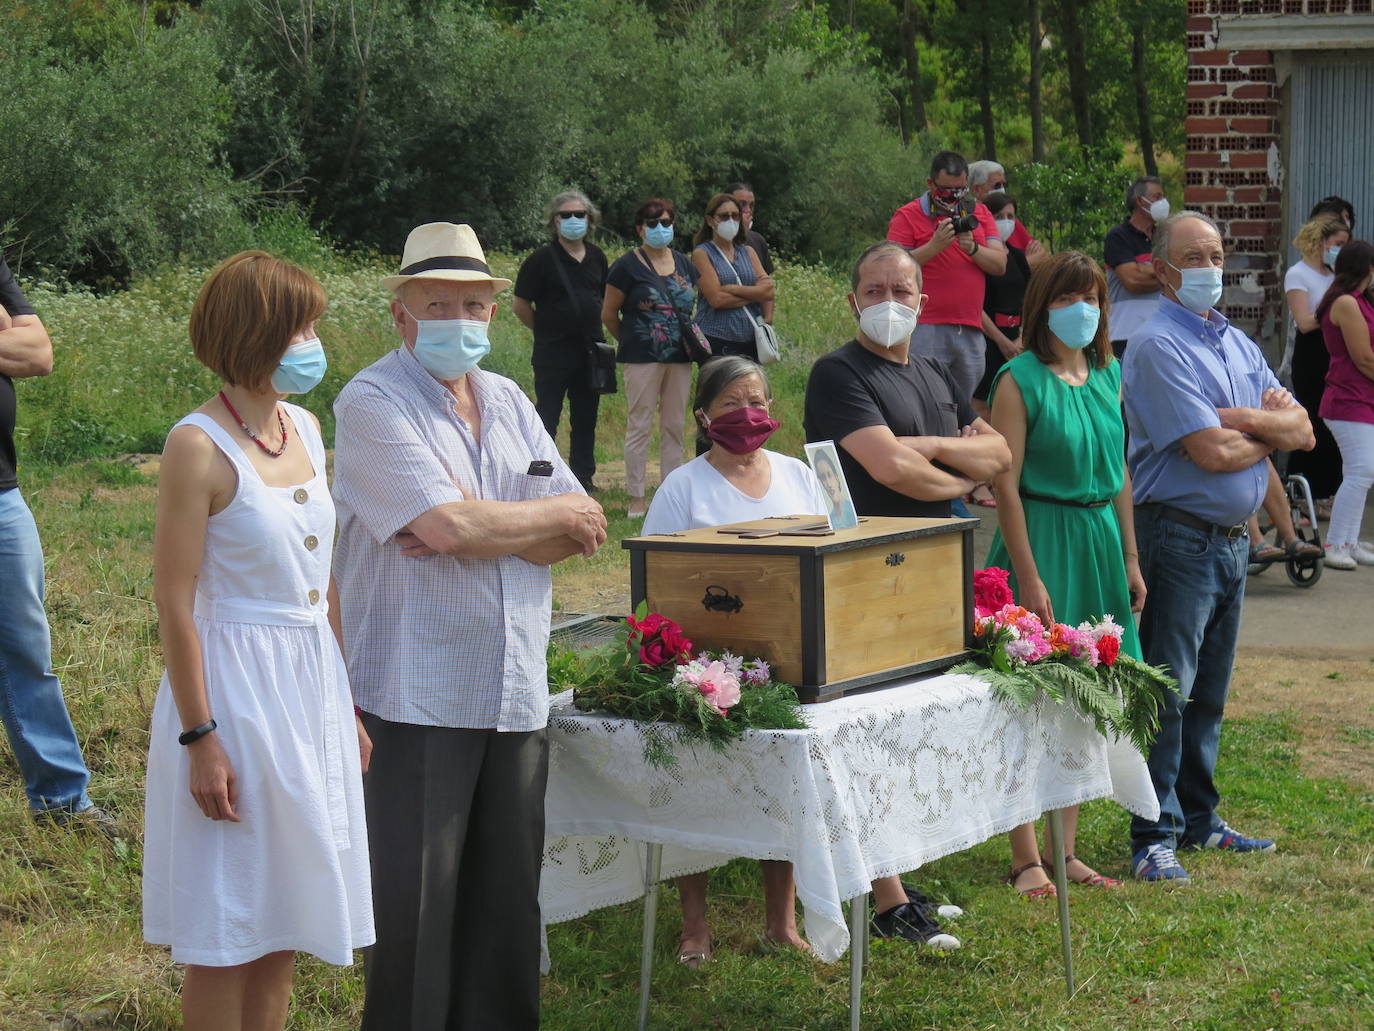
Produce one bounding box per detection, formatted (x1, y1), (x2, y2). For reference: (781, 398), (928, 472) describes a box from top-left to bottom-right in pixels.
(1184, 0), (1366, 348)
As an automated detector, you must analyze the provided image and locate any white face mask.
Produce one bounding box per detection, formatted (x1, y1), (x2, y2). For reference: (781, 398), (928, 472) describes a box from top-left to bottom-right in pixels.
(857, 299), (921, 348)
(994, 218), (1015, 241)
(1148, 197), (1171, 222)
(715, 217), (740, 243)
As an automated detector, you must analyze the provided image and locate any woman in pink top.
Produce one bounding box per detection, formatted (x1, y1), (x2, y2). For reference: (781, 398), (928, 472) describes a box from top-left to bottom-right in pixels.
(1316, 240), (1374, 569)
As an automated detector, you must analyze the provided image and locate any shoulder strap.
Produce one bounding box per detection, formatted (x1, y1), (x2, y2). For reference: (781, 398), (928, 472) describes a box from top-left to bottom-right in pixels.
(708, 242), (742, 286)
(176, 413), (253, 472)
(549, 243), (598, 345)
(282, 402), (327, 476)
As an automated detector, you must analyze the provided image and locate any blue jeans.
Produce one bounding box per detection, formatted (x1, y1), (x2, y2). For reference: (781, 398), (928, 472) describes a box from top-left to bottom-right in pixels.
(1129, 506), (1248, 850)
(0, 488), (91, 813)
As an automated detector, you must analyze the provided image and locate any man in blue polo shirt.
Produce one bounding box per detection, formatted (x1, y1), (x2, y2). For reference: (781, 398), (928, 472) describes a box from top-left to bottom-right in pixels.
(1122, 213), (1314, 883)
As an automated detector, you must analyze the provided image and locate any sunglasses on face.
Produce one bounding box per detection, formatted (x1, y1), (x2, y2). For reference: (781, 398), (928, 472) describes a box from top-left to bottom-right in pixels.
(715, 212), (740, 222)
(643, 217), (674, 228)
(990, 182), (1006, 191)
(735, 201), (755, 210)
(556, 210), (589, 219)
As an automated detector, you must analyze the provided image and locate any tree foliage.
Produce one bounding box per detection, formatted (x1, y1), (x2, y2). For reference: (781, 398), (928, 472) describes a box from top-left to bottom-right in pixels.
(0, 0), (1184, 283)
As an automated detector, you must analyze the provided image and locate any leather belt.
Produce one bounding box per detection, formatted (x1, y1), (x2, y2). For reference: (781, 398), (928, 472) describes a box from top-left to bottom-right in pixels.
(1021, 490), (1110, 509)
(1139, 502), (1248, 540)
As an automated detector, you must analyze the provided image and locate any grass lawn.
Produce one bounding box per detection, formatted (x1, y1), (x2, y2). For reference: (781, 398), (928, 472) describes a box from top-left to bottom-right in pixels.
(2, 255), (1372, 1029)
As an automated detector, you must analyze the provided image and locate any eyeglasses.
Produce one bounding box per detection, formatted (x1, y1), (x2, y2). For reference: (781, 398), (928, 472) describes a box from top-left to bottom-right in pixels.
(990, 182), (1007, 191)
(556, 210), (589, 220)
(715, 212), (740, 222)
(735, 201), (755, 210)
(643, 217), (674, 228)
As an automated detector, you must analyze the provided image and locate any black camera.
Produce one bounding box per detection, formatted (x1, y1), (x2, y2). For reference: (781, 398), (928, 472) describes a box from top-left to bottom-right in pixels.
(941, 196), (980, 234)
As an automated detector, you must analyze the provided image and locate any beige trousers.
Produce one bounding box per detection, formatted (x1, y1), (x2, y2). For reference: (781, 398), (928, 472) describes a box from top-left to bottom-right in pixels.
(622, 361), (693, 498)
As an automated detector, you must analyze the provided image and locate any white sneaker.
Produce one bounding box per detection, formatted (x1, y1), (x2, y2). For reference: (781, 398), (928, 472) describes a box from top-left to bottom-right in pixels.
(1353, 542), (1374, 566)
(1325, 543), (1357, 570)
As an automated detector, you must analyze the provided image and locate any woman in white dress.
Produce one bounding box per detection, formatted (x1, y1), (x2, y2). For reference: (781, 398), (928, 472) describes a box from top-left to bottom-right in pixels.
(143, 252), (373, 1029)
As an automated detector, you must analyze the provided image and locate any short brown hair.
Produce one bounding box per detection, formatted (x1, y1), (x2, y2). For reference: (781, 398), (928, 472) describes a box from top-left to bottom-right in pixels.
(190, 251), (326, 389)
(1020, 250), (1112, 370)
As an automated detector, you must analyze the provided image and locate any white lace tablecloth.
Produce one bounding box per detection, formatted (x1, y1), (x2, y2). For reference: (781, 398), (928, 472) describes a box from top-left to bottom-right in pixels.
(540, 671), (1158, 963)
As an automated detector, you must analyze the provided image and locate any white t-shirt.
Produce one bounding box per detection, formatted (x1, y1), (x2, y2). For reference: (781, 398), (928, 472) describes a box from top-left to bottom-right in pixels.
(1283, 259), (1334, 316)
(642, 450), (824, 535)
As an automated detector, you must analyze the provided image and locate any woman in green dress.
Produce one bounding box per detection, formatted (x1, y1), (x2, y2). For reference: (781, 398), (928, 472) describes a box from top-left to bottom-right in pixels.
(985, 250), (1147, 897)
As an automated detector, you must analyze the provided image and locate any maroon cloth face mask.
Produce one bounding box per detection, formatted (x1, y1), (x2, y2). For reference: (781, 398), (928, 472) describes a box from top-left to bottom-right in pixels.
(704, 406), (780, 455)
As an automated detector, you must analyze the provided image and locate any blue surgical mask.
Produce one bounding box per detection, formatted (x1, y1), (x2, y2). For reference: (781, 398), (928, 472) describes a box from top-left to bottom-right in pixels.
(559, 216), (588, 241)
(271, 337), (327, 394)
(1046, 302), (1101, 350)
(643, 223), (674, 248)
(1325, 246), (1341, 268)
(1167, 261), (1223, 313)
(406, 311), (491, 380)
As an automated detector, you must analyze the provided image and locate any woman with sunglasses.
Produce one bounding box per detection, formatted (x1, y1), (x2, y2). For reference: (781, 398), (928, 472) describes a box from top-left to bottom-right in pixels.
(513, 191), (609, 492)
(690, 193), (774, 362)
(603, 198), (700, 518)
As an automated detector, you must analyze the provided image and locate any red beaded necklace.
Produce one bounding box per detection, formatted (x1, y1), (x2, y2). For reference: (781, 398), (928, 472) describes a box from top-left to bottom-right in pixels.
(218, 390), (288, 458)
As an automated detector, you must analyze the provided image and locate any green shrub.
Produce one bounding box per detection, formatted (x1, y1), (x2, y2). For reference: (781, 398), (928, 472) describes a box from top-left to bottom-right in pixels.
(0, 13), (250, 283)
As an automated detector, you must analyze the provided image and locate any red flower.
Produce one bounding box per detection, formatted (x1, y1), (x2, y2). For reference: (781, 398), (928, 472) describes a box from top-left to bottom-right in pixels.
(630, 611), (693, 668)
(1097, 634), (1121, 667)
(974, 567), (1014, 618)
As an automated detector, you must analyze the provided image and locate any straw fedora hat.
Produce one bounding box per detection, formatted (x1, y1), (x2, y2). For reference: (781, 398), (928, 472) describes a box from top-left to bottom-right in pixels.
(381, 222), (512, 293)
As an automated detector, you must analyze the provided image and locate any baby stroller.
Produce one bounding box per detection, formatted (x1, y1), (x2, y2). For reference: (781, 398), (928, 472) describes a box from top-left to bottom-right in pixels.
(1246, 472), (1323, 587)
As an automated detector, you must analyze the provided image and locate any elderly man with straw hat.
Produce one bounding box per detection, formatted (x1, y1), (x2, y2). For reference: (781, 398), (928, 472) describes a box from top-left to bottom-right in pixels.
(332, 222), (606, 1029)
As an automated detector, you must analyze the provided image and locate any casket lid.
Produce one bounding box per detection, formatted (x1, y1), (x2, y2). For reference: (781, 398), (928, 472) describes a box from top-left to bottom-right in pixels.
(623, 514), (977, 556)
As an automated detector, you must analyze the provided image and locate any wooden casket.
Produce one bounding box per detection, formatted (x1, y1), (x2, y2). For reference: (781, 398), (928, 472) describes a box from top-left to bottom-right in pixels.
(624, 514), (976, 702)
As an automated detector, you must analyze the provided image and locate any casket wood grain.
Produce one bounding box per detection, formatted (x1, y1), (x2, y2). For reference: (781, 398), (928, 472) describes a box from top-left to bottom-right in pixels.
(624, 515), (975, 702)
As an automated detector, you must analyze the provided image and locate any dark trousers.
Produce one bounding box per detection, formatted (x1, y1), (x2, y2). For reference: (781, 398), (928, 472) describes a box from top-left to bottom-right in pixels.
(1287, 329), (1343, 498)
(533, 362), (600, 487)
(360, 715), (549, 1031)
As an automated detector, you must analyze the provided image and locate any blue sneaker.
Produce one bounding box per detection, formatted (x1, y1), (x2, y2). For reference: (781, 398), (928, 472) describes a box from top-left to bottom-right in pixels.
(1132, 843), (1191, 883)
(1181, 824), (1276, 853)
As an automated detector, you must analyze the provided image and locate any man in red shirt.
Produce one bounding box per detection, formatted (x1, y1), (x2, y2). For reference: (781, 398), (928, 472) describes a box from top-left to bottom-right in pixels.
(968, 159), (1046, 268)
(887, 151), (1007, 407)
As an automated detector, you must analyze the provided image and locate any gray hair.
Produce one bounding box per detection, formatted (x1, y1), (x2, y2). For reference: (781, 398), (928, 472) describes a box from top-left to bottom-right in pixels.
(543, 189), (599, 238)
(1126, 176), (1163, 216)
(968, 160), (1006, 187)
(1151, 211), (1223, 263)
(692, 356), (772, 451)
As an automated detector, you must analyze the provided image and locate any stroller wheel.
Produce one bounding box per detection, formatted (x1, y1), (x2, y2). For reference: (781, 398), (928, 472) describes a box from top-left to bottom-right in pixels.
(1286, 555), (1322, 587)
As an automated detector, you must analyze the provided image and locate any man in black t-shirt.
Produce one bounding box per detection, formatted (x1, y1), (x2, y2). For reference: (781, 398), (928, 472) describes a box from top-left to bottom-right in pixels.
(1103, 177), (1168, 355)
(804, 242), (1010, 519)
(0, 252), (110, 832)
(802, 241), (1009, 950)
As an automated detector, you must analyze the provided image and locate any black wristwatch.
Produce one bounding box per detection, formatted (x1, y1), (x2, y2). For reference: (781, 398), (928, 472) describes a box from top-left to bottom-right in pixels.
(966, 239), (980, 257)
(178, 719), (218, 746)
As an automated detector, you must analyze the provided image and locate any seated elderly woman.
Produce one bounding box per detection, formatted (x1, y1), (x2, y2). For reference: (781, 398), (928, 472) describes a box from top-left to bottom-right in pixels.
(643, 355), (821, 963)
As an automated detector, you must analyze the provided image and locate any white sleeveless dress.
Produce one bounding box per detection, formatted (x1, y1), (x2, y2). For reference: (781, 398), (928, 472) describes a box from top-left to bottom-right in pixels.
(142, 405), (373, 967)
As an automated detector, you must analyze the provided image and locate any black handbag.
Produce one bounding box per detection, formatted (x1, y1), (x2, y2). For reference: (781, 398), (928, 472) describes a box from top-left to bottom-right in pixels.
(550, 245), (617, 395)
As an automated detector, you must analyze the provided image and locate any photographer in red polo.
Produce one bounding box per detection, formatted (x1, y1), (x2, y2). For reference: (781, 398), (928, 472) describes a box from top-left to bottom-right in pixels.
(887, 150), (1007, 409)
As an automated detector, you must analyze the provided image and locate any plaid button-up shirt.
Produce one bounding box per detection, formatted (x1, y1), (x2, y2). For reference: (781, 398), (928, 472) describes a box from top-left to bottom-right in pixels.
(332, 345), (581, 730)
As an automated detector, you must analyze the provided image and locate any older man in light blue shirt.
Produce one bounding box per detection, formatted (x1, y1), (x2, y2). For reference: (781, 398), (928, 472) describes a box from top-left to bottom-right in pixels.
(1122, 212), (1313, 884)
(333, 223), (606, 1031)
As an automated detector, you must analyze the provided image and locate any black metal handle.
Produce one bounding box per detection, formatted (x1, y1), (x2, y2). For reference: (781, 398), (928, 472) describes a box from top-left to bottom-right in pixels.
(885, 552), (906, 566)
(701, 585), (743, 613)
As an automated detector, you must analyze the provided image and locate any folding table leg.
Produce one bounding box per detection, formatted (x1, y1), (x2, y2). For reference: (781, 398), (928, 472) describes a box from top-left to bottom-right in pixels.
(637, 842), (663, 1031)
(848, 891), (868, 1031)
(1046, 808), (1076, 996)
